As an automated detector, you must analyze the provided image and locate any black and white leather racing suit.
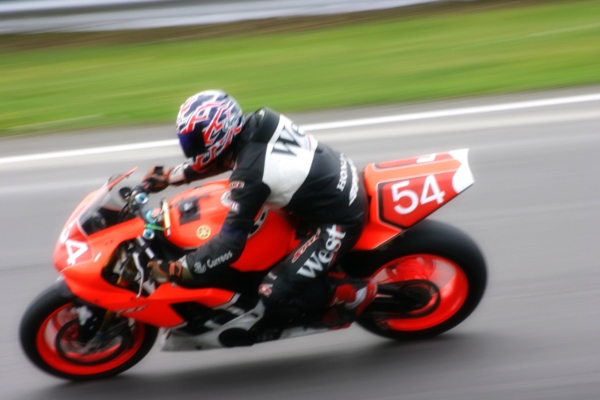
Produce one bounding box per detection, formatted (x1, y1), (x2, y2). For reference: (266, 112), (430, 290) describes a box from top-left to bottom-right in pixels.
(169, 108), (368, 313)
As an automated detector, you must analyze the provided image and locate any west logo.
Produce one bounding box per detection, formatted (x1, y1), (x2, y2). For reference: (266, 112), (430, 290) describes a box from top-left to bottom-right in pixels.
(296, 226), (346, 278)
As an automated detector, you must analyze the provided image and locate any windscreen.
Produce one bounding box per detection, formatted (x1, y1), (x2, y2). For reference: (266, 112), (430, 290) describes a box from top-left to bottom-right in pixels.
(78, 175), (133, 236)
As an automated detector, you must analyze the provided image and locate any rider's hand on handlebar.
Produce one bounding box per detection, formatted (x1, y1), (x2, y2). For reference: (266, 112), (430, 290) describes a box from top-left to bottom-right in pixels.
(148, 258), (192, 284)
(142, 166), (170, 193)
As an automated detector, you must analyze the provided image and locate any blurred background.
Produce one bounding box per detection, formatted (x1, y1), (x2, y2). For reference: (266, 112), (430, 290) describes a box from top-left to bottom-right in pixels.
(1, 0), (599, 399)
(2, 0), (599, 134)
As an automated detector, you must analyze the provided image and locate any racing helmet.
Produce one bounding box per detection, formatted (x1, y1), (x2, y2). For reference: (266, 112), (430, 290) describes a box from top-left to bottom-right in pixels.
(176, 90), (244, 171)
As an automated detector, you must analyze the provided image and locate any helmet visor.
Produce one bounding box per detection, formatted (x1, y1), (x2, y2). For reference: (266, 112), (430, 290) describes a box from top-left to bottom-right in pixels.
(178, 131), (205, 159)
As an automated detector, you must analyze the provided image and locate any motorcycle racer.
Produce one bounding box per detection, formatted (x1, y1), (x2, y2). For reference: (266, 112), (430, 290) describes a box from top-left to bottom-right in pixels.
(144, 90), (376, 324)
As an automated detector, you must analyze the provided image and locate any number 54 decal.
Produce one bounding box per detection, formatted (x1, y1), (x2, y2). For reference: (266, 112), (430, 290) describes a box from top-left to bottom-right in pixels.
(391, 175), (445, 215)
(379, 172), (455, 229)
(58, 219), (91, 266)
(367, 149), (473, 231)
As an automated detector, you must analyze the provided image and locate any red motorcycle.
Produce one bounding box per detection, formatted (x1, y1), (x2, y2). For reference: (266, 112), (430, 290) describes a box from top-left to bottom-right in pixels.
(20, 149), (486, 380)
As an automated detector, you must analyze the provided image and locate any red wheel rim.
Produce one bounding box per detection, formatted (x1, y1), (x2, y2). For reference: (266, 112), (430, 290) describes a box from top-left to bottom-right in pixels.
(370, 254), (469, 331)
(36, 304), (146, 376)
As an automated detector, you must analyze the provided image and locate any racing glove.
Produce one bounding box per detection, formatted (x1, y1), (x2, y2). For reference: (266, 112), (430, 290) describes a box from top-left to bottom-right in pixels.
(148, 258), (193, 284)
(141, 166), (170, 193)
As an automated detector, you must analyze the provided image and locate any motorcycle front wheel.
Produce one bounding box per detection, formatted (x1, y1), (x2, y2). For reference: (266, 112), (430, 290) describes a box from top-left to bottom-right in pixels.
(19, 280), (158, 380)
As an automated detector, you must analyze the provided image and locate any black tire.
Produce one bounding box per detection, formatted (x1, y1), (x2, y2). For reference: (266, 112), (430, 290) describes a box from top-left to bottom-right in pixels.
(346, 220), (487, 340)
(19, 280), (158, 380)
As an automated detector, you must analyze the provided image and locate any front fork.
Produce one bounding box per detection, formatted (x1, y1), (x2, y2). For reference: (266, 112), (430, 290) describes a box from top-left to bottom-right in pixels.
(76, 236), (155, 346)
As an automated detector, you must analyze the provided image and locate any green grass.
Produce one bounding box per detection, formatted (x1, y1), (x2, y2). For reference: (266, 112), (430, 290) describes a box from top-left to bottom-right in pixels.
(1, 0), (600, 135)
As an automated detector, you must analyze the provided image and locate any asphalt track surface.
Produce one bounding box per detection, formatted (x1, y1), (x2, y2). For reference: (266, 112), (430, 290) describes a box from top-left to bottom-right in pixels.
(1, 86), (599, 399)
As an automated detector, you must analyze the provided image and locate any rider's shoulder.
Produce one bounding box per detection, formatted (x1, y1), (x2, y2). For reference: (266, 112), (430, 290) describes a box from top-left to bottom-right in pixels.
(242, 108), (282, 144)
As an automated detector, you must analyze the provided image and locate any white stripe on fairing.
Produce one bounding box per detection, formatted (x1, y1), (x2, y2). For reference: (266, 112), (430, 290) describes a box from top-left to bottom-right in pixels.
(449, 148), (474, 194)
(1, 92), (600, 165)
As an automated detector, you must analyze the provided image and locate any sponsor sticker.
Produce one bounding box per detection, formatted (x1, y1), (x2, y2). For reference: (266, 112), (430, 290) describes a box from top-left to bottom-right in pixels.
(193, 251), (234, 274)
(259, 283), (273, 297)
(348, 157), (359, 205)
(196, 225), (211, 239)
(337, 154), (348, 191)
(220, 190), (232, 206)
(229, 180), (245, 189)
(296, 225), (346, 278)
(291, 229), (321, 263)
(248, 207), (269, 237)
(220, 190), (240, 213)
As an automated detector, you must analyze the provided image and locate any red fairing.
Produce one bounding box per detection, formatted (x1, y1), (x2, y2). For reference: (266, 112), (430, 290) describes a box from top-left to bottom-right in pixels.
(166, 181), (297, 272)
(355, 149), (474, 250)
(53, 190), (99, 271)
(52, 179), (238, 327)
(54, 167), (139, 271)
(55, 215), (238, 327)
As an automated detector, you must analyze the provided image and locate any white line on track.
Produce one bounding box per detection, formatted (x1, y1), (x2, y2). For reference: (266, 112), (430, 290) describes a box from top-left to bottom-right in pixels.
(1, 92), (600, 165)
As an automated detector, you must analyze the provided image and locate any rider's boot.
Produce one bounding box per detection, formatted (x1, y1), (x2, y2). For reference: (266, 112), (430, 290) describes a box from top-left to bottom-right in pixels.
(320, 280), (377, 328)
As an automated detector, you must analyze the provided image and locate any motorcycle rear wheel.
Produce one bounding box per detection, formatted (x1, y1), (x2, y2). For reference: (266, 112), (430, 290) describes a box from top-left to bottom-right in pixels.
(354, 220), (487, 340)
(19, 280), (158, 380)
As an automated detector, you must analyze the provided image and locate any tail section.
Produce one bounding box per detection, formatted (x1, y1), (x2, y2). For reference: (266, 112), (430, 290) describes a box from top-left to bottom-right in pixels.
(355, 149), (474, 250)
